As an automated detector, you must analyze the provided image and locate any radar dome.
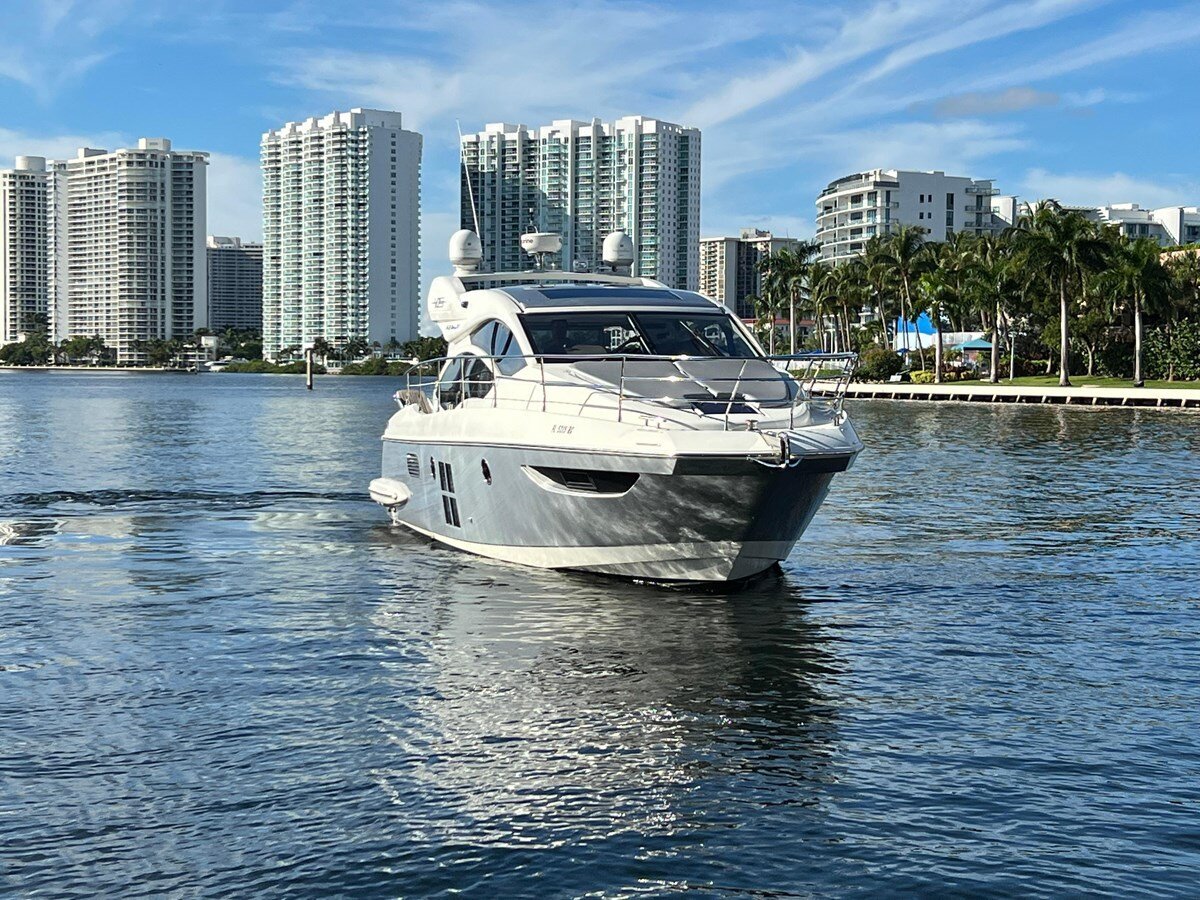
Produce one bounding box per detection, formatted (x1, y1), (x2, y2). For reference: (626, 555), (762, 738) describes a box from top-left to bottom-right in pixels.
(602, 231), (635, 271)
(449, 230), (482, 273)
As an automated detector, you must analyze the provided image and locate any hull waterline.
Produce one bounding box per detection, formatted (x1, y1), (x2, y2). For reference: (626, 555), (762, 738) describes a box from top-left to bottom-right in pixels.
(376, 437), (854, 582)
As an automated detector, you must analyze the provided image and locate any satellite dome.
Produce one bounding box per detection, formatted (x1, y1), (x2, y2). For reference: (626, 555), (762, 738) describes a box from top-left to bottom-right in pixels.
(603, 231), (635, 270)
(449, 230), (482, 272)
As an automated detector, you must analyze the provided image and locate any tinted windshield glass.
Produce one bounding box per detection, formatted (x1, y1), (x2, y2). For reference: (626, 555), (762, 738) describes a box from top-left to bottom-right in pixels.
(522, 312), (758, 358)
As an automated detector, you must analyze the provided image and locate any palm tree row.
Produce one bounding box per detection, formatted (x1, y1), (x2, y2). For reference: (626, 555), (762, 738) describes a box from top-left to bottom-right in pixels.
(752, 201), (1200, 386)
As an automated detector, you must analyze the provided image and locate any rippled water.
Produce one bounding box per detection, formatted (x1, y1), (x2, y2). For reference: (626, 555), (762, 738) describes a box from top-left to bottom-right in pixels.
(2, 371), (1199, 896)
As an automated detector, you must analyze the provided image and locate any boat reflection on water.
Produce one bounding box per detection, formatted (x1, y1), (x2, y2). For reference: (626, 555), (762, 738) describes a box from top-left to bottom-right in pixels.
(365, 531), (843, 852)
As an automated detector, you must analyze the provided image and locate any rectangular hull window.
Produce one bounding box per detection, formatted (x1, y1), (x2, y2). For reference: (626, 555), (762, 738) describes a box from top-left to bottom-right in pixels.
(442, 495), (461, 527)
(437, 461), (456, 493)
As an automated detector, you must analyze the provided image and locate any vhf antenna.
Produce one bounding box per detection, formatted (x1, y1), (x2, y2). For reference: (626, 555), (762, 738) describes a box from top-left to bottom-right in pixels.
(456, 119), (482, 241)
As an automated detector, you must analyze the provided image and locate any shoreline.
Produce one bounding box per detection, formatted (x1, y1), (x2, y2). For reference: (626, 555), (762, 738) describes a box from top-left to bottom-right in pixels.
(824, 381), (1200, 409)
(0, 365), (195, 373)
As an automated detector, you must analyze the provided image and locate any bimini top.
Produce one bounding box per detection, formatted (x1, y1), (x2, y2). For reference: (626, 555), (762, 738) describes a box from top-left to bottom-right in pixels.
(498, 284), (720, 312)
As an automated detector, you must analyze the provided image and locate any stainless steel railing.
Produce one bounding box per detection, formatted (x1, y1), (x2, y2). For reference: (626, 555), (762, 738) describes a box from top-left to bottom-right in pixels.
(396, 352), (857, 430)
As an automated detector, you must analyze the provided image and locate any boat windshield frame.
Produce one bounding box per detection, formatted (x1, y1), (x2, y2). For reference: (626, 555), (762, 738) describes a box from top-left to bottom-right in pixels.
(518, 310), (761, 361)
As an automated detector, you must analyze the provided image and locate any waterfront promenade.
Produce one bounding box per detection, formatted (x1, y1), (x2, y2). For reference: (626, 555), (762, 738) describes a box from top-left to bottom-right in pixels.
(820, 381), (1200, 408)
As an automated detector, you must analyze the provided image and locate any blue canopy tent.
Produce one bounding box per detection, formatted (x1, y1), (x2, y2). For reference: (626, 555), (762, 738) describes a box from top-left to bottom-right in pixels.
(953, 337), (994, 370)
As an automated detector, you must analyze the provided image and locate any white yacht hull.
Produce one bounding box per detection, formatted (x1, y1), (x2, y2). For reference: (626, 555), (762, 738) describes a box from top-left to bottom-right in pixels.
(376, 420), (859, 582)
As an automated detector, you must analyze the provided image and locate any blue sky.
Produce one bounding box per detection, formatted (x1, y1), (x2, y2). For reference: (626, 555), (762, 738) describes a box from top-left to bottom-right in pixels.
(3, 0), (1199, 287)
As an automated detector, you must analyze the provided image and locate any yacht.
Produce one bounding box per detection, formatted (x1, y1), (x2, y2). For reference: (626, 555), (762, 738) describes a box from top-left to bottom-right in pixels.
(369, 230), (862, 582)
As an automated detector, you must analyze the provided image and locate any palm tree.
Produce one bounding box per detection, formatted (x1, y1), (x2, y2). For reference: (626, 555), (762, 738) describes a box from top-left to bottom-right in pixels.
(343, 337), (371, 360)
(916, 267), (955, 382)
(755, 255), (789, 354)
(1011, 200), (1109, 386)
(862, 236), (899, 348)
(779, 241), (822, 354)
(975, 233), (1019, 383)
(1100, 237), (1171, 386)
(748, 294), (773, 351)
(310, 336), (333, 364)
(832, 258), (870, 351)
(878, 225), (932, 369)
(807, 260), (836, 351)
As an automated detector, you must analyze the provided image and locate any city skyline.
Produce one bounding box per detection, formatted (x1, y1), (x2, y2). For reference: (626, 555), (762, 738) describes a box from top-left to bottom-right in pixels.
(1, 0), (1199, 297)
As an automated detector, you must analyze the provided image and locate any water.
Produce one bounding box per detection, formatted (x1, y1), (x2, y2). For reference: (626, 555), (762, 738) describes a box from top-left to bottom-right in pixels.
(2, 371), (1199, 897)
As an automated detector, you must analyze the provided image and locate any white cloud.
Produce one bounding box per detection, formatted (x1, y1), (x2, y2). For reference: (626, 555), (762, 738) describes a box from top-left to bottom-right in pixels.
(0, 127), (126, 165)
(273, 0), (759, 133)
(206, 153), (262, 240)
(1020, 168), (1200, 209)
(0, 0), (138, 100)
(809, 120), (1029, 176)
(933, 87), (1060, 118)
(967, 6), (1200, 92)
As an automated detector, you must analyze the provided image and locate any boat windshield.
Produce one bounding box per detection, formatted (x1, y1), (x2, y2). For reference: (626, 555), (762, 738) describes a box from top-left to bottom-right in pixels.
(521, 311), (759, 358)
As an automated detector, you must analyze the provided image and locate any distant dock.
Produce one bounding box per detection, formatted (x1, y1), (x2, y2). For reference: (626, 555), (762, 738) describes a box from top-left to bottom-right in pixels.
(818, 382), (1200, 409)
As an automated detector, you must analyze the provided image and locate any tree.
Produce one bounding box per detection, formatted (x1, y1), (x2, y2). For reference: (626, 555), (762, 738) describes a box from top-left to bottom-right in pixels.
(807, 260), (836, 351)
(400, 336), (448, 361)
(1099, 236), (1171, 386)
(773, 241), (822, 354)
(310, 337), (334, 363)
(862, 236), (900, 348)
(877, 225), (932, 369)
(974, 232), (1023, 383)
(343, 337), (371, 360)
(1011, 200), (1110, 386)
(755, 252), (789, 354)
(916, 267), (953, 382)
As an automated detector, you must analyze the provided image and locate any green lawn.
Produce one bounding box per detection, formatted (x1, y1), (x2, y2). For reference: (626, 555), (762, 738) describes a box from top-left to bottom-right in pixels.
(955, 375), (1200, 390)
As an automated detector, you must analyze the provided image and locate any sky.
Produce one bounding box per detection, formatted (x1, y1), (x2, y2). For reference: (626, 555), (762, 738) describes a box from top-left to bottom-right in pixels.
(2, 0), (1198, 291)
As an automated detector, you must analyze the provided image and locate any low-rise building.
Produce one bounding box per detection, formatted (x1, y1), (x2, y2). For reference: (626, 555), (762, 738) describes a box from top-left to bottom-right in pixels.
(815, 169), (1008, 263)
(1077, 203), (1200, 246)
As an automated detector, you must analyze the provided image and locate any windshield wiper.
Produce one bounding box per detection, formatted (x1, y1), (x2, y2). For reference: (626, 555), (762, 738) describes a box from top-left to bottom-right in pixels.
(680, 321), (729, 357)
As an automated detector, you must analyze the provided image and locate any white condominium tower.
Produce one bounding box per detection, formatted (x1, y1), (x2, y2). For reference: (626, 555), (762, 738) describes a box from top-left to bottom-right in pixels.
(51, 139), (208, 362)
(815, 169), (1006, 264)
(460, 116), (701, 289)
(0, 156), (50, 345)
(699, 229), (801, 320)
(261, 108), (422, 359)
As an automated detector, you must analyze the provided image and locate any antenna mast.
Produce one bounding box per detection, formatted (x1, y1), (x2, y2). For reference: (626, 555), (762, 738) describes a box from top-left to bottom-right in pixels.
(456, 119), (482, 241)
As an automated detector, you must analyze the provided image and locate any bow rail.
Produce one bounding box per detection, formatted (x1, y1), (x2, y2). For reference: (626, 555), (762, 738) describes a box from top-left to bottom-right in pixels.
(394, 352), (857, 431)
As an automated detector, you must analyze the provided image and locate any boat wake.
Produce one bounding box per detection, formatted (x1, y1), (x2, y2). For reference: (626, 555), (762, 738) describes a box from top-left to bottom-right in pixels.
(1, 488), (365, 511)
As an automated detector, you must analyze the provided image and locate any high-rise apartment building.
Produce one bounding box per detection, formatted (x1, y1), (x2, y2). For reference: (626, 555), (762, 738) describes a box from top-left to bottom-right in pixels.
(815, 169), (1006, 264)
(206, 236), (263, 332)
(0, 156), (50, 345)
(261, 108), (421, 360)
(49, 139), (208, 362)
(699, 229), (801, 319)
(460, 116), (701, 289)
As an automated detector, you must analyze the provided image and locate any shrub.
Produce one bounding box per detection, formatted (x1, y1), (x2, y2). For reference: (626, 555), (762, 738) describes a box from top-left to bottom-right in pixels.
(221, 359), (326, 375)
(910, 370), (934, 384)
(855, 347), (904, 382)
